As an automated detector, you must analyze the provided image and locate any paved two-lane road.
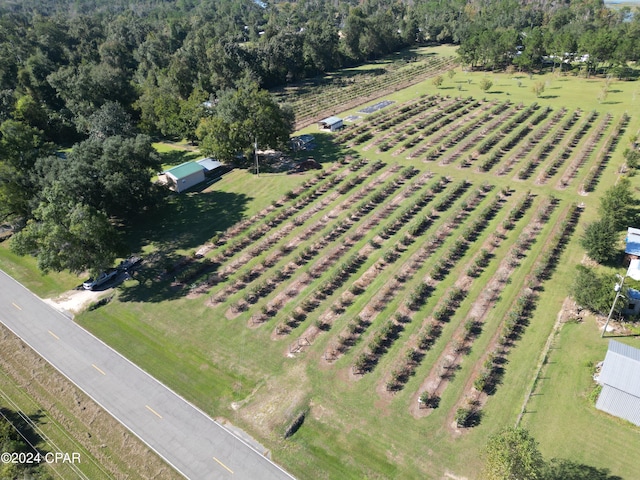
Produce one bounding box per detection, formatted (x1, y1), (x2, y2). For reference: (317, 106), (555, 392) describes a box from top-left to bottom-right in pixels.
(0, 270), (295, 480)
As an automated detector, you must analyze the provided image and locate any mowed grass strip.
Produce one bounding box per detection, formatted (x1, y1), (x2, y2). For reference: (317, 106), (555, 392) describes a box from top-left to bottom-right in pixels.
(0, 243), (81, 297)
(523, 318), (640, 476)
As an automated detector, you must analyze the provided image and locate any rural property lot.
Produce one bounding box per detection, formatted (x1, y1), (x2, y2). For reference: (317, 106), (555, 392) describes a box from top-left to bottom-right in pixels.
(3, 49), (640, 479)
(80, 70), (640, 478)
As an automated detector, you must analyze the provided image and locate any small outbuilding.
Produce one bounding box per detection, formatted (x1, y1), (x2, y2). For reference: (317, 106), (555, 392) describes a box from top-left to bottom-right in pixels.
(625, 227), (640, 260)
(623, 288), (640, 315)
(595, 340), (640, 426)
(197, 157), (232, 178)
(165, 161), (206, 193)
(196, 157), (222, 173)
(318, 116), (343, 132)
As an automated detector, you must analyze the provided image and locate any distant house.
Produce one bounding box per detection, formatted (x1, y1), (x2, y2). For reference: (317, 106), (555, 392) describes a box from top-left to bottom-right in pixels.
(595, 340), (640, 426)
(318, 116), (343, 132)
(164, 161), (206, 193)
(625, 227), (640, 261)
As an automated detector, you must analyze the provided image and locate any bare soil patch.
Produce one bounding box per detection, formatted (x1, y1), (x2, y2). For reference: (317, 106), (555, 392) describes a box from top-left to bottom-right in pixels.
(43, 288), (108, 316)
(233, 363), (311, 442)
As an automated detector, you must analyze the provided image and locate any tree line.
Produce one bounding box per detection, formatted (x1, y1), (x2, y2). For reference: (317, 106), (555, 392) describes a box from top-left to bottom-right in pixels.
(457, 0), (640, 75)
(1, 0), (638, 145)
(0, 0), (422, 145)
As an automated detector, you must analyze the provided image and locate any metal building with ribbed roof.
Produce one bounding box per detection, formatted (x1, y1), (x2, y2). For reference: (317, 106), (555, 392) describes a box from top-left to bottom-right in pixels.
(595, 340), (640, 426)
(164, 161), (205, 193)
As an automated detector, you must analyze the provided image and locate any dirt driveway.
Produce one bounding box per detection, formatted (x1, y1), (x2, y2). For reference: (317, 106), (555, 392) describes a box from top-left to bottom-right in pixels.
(42, 287), (108, 316)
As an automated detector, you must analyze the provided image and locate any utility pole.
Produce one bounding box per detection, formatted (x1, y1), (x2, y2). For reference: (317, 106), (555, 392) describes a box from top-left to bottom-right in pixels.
(602, 274), (626, 338)
(254, 137), (259, 177)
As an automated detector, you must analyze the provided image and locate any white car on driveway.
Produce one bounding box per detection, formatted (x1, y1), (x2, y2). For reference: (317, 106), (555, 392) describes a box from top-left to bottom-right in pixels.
(82, 269), (118, 290)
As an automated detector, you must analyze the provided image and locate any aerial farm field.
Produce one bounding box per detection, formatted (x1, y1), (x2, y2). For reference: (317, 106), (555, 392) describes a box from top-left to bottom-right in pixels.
(2, 46), (640, 478)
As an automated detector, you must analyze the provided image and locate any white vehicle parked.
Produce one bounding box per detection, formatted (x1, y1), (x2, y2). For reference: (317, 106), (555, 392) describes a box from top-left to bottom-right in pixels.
(82, 270), (118, 290)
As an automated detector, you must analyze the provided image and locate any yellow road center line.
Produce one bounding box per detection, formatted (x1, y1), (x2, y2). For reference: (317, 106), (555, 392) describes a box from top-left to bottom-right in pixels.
(145, 405), (163, 419)
(48, 330), (59, 340)
(92, 364), (106, 375)
(11, 302), (21, 311)
(213, 457), (234, 474)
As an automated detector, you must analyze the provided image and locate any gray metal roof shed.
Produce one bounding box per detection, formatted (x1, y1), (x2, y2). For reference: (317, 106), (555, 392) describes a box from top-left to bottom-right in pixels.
(596, 340), (640, 426)
(318, 116), (343, 132)
(197, 157), (222, 172)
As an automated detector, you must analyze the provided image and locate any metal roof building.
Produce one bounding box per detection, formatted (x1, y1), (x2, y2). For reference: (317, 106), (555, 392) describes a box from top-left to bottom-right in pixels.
(595, 340), (640, 426)
(164, 161), (206, 193)
(196, 157), (222, 172)
(318, 116), (343, 132)
(625, 227), (640, 257)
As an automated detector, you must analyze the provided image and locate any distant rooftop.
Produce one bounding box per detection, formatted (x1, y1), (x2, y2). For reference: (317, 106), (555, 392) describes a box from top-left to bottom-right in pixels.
(319, 116), (342, 125)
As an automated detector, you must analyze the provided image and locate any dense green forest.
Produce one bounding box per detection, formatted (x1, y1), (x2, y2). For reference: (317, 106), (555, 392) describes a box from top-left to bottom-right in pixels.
(1, 0), (638, 144)
(0, 0), (639, 273)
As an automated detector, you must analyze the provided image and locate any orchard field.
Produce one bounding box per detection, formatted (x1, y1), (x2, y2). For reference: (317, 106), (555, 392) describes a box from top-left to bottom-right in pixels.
(80, 64), (640, 478)
(4, 48), (640, 479)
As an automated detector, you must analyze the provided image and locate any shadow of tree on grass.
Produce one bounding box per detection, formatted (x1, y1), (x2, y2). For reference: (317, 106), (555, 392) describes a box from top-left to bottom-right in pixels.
(156, 147), (200, 168)
(125, 190), (250, 254)
(544, 458), (623, 480)
(293, 132), (358, 166)
(0, 407), (46, 451)
(117, 189), (250, 303)
(0, 407), (52, 478)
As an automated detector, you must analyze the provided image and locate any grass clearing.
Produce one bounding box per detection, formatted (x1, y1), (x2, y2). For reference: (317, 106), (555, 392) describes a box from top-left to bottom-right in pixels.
(153, 141), (201, 168)
(0, 243), (81, 297)
(523, 318), (640, 475)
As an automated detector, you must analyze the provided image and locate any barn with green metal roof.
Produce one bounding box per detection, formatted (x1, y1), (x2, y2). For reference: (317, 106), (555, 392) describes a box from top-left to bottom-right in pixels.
(164, 161), (206, 193)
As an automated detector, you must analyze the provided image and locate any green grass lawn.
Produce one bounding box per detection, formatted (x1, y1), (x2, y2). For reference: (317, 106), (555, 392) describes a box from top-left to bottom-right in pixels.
(2, 45), (640, 479)
(153, 141), (201, 170)
(125, 168), (310, 257)
(523, 318), (640, 475)
(0, 242), (82, 297)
